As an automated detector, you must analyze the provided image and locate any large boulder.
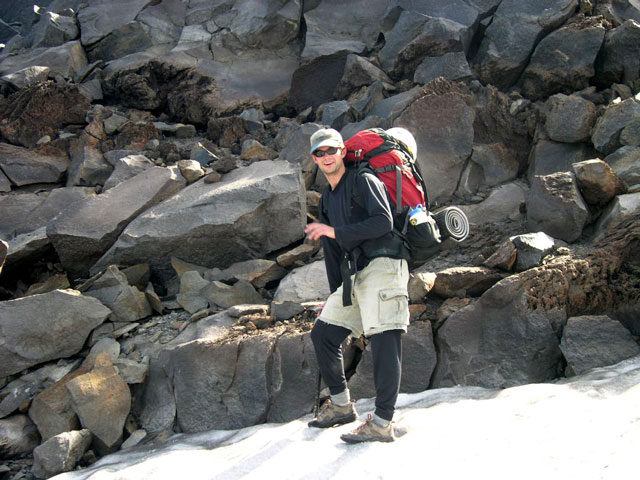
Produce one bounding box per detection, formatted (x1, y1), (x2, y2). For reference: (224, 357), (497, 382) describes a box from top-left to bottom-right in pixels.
(605, 146), (640, 187)
(573, 159), (627, 206)
(48, 166), (186, 280)
(0, 415), (40, 459)
(527, 139), (596, 181)
(273, 261), (331, 303)
(460, 182), (528, 224)
(432, 275), (566, 388)
(77, 0), (151, 47)
(519, 18), (606, 100)
(0, 290), (111, 377)
(0, 41), (88, 80)
(591, 192), (640, 243)
(0, 143), (69, 187)
(473, 0), (578, 89)
(526, 172), (590, 243)
(32, 429), (92, 479)
(593, 19), (640, 88)
(92, 160), (307, 283)
(560, 315), (640, 376)
(544, 94), (598, 144)
(591, 98), (640, 155)
(394, 79), (475, 203)
(0, 82), (90, 148)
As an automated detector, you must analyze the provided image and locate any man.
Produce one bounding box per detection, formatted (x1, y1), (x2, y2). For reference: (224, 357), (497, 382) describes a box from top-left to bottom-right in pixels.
(304, 128), (410, 443)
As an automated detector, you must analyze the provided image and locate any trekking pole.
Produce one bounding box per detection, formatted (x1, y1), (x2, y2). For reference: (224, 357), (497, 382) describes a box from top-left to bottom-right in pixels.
(313, 371), (321, 417)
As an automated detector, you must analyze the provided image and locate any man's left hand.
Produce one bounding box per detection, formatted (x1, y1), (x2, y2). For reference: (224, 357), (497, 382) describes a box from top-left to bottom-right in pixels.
(304, 222), (336, 241)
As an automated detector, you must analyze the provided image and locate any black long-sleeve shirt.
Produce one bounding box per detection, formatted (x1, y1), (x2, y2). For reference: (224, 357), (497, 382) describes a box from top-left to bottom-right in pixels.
(318, 168), (407, 293)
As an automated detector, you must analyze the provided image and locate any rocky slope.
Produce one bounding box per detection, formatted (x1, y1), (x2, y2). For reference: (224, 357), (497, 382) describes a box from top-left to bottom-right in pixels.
(0, 0), (639, 478)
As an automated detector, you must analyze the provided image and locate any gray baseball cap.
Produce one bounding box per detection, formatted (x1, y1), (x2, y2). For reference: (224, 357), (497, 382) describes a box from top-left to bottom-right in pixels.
(309, 128), (344, 154)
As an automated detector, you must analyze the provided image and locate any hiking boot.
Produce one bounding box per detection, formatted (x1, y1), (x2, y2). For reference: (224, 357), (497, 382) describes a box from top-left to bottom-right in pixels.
(308, 399), (357, 428)
(340, 414), (395, 444)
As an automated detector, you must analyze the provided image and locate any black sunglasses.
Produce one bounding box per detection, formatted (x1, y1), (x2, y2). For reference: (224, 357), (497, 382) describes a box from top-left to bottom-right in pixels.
(313, 146), (341, 157)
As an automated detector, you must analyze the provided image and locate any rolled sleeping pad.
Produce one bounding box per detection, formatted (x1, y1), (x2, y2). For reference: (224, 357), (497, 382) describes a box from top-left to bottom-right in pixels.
(433, 207), (469, 242)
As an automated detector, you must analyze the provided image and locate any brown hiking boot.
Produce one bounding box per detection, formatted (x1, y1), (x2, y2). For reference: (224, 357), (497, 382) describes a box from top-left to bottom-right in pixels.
(340, 414), (395, 444)
(308, 399), (357, 428)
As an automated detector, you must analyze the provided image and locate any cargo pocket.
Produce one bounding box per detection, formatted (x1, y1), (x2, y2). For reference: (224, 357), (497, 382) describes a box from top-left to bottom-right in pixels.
(378, 288), (409, 326)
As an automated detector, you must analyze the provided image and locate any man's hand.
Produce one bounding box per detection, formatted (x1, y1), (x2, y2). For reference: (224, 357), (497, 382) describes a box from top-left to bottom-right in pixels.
(304, 222), (336, 241)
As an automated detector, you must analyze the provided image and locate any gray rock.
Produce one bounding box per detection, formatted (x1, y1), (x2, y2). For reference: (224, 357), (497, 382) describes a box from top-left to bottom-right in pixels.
(48, 166), (186, 280)
(1, 66), (50, 89)
(302, 0), (388, 61)
(469, 142), (519, 187)
(0, 143), (69, 187)
(367, 85), (425, 123)
(223, 259), (288, 289)
(270, 301), (305, 321)
(30, 11), (79, 48)
(349, 322), (437, 398)
(591, 192), (640, 244)
(573, 159), (627, 206)
(177, 160), (205, 183)
(414, 51), (473, 84)
(527, 139), (596, 182)
(604, 146), (640, 188)
(274, 261), (331, 303)
(460, 182), (528, 224)
(3, 227), (52, 269)
(473, 0), (578, 89)
(544, 94), (598, 144)
(77, 0), (150, 47)
(66, 357), (131, 455)
(591, 98), (640, 155)
(348, 81), (387, 121)
(86, 21), (153, 63)
(519, 21), (605, 100)
(276, 122), (321, 188)
(103, 154), (155, 191)
(334, 54), (391, 100)
(432, 267), (506, 298)
(0, 169), (11, 192)
(433, 276), (566, 388)
(120, 429), (147, 450)
(0, 41), (88, 79)
(594, 19), (640, 87)
(176, 270), (210, 314)
(0, 290), (111, 377)
(276, 243), (319, 268)
(395, 80), (475, 203)
(239, 140), (278, 162)
(113, 358), (148, 385)
(92, 161), (306, 283)
(319, 100), (354, 131)
(511, 232), (557, 271)
(201, 280), (264, 310)
(561, 315), (640, 376)
(66, 143), (113, 188)
(0, 415), (40, 459)
(289, 51), (350, 111)
(526, 172), (590, 243)
(32, 429), (92, 479)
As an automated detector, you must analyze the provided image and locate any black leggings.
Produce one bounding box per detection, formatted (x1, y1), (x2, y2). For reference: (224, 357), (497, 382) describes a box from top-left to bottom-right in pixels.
(310, 320), (402, 421)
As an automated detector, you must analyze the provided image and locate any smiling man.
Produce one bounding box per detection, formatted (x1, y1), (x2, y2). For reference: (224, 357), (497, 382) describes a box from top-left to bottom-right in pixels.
(305, 128), (410, 443)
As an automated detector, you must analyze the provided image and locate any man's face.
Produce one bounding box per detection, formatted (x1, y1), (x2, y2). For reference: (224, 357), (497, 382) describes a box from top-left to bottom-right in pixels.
(312, 145), (346, 176)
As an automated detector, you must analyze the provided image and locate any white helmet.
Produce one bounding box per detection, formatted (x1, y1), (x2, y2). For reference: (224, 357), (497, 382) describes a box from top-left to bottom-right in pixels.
(386, 127), (417, 161)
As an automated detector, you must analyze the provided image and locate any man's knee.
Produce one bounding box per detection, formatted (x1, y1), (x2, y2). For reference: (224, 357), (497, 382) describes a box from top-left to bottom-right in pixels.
(311, 320), (350, 348)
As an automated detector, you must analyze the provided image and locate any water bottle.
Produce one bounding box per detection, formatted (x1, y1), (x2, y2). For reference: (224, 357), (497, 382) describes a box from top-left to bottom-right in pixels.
(408, 204), (428, 226)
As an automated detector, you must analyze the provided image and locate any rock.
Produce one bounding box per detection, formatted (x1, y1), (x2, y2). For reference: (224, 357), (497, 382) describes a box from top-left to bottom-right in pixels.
(0, 170), (11, 192)
(594, 19), (640, 88)
(176, 160), (205, 183)
(121, 264), (151, 291)
(432, 267), (506, 298)
(103, 115), (129, 136)
(483, 239), (518, 271)
(201, 280), (264, 309)
(30, 11), (79, 48)
(113, 358), (148, 385)
(0, 415), (40, 459)
(544, 94), (598, 144)
(592, 192), (640, 243)
(301, 0), (388, 61)
(560, 315), (640, 376)
(395, 80), (475, 203)
(591, 98), (640, 155)
(289, 51), (350, 111)
(120, 429), (147, 450)
(92, 161), (307, 284)
(0, 82), (90, 148)
(1, 65), (50, 89)
(0, 41), (88, 80)
(604, 146), (640, 188)
(473, 0), (578, 89)
(319, 100), (354, 131)
(25, 274), (71, 297)
(276, 243), (318, 268)
(573, 159), (627, 206)
(408, 272), (437, 303)
(103, 154), (155, 191)
(87, 21), (153, 63)
(277, 123), (322, 188)
(77, 0), (150, 47)
(223, 259), (288, 289)
(0, 143), (69, 187)
(48, 166), (186, 280)
(436, 297), (474, 327)
(526, 172), (590, 243)
(0, 239), (7, 274)
(176, 270), (210, 314)
(527, 140), (596, 181)
(469, 142), (519, 187)
(511, 232), (557, 272)
(349, 322), (437, 398)
(273, 261), (331, 303)
(334, 54), (391, 100)
(0, 290), (111, 377)
(367, 85), (424, 125)
(414, 51), (473, 84)
(66, 355), (131, 455)
(432, 276), (566, 388)
(519, 20), (605, 100)
(239, 140), (278, 162)
(270, 301), (305, 321)
(32, 429), (92, 479)
(82, 266), (152, 323)
(460, 182), (528, 224)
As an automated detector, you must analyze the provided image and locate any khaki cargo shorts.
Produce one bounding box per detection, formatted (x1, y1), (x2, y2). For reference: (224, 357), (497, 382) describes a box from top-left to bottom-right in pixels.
(318, 257), (410, 338)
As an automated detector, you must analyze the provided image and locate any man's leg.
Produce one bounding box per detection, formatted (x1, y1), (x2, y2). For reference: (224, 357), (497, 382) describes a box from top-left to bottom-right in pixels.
(370, 329), (402, 424)
(308, 320), (358, 428)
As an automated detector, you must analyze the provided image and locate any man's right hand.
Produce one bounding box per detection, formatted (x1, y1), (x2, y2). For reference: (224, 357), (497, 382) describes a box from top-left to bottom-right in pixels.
(304, 222), (336, 241)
